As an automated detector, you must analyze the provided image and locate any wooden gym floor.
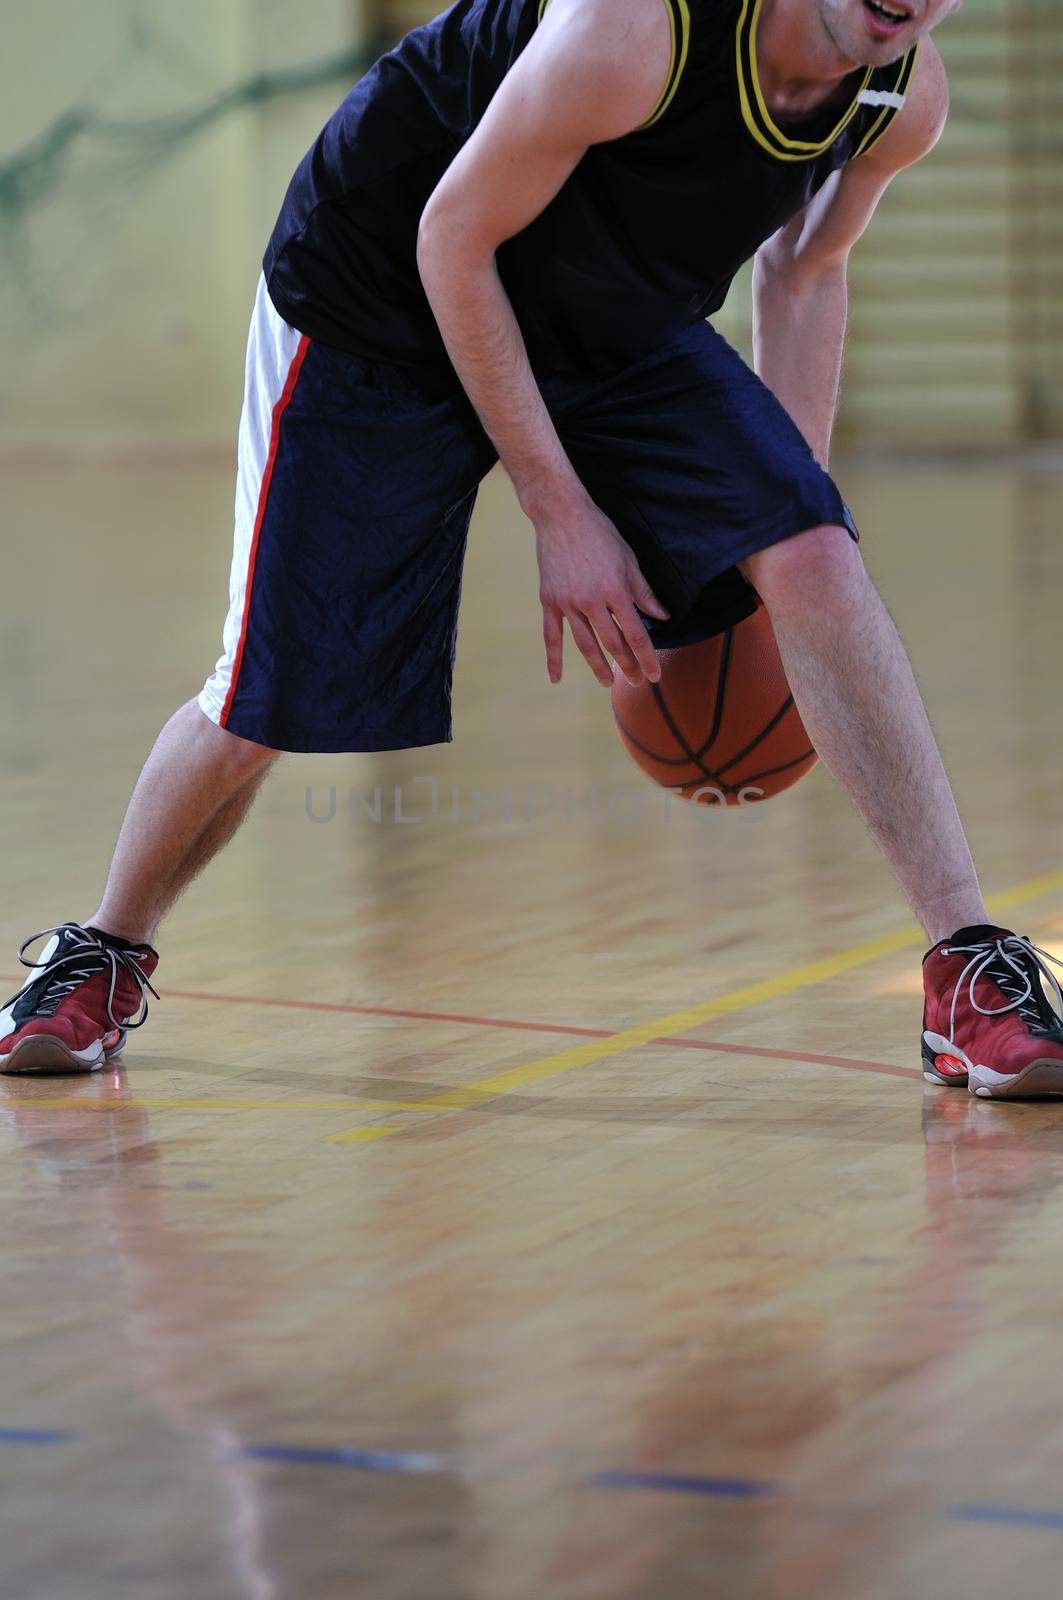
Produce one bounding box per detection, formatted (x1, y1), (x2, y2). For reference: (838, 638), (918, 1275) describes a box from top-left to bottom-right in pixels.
(3, 450), (1063, 1600)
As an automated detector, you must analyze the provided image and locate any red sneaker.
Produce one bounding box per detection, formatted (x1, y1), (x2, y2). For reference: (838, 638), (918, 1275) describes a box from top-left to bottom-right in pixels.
(922, 924), (1063, 1099)
(0, 923), (158, 1075)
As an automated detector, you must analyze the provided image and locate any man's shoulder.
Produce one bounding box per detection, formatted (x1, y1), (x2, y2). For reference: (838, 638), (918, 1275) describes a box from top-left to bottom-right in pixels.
(864, 37), (950, 175)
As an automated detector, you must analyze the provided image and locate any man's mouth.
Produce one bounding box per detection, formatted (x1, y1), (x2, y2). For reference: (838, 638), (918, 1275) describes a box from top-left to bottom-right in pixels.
(862, 0), (914, 37)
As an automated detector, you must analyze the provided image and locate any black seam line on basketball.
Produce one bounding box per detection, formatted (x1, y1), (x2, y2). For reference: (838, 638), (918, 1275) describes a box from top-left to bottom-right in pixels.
(610, 710), (812, 794)
(679, 746), (817, 800)
(647, 684), (716, 782)
(643, 626), (735, 783)
(693, 625), (734, 763)
(611, 709), (696, 768)
(616, 692), (797, 782)
(712, 694), (799, 780)
(612, 711), (735, 773)
(736, 748), (817, 787)
(681, 748), (816, 797)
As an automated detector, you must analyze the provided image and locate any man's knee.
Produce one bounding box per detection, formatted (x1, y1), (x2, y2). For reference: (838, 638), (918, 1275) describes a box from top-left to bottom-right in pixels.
(740, 523), (865, 608)
(185, 698), (280, 774)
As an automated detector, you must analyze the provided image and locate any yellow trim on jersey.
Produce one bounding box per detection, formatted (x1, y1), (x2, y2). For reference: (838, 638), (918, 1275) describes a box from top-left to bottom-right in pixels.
(535, 0), (691, 131)
(736, 0), (872, 163)
(853, 42), (920, 158)
(641, 0), (691, 128)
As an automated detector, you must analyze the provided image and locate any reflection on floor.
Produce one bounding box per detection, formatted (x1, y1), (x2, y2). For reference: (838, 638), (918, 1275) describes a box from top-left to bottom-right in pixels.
(2, 452), (1063, 1599)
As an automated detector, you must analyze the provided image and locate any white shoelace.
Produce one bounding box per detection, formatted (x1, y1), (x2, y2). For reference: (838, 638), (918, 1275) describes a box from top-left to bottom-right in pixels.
(10, 924), (158, 1031)
(944, 935), (1063, 1043)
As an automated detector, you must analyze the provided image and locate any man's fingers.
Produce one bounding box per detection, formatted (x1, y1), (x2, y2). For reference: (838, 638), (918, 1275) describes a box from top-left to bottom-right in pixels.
(594, 611), (642, 687)
(567, 611), (615, 688)
(542, 604), (564, 684)
(629, 570), (670, 622)
(611, 599), (662, 684)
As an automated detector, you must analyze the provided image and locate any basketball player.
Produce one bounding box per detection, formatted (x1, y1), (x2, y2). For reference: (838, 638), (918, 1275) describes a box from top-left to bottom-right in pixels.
(4, 0), (1062, 1098)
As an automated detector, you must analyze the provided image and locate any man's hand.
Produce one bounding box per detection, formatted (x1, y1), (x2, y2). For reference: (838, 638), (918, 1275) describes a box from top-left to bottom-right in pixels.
(533, 485), (669, 687)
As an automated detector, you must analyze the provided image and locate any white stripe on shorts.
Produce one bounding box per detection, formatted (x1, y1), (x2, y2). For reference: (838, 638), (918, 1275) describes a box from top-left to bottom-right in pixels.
(198, 276), (307, 733)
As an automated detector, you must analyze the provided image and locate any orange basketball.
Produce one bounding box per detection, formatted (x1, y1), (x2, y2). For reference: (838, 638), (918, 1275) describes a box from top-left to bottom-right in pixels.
(611, 605), (818, 806)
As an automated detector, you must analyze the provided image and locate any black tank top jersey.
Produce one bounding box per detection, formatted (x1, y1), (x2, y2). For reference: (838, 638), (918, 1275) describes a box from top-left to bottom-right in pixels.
(264, 0), (918, 376)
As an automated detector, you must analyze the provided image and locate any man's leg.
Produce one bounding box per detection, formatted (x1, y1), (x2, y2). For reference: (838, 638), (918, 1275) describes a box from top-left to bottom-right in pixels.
(0, 701), (276, 1074)
(90, 699), (279, 945)
(741, 523), (986, 945)
(745, 523), (1063, 1100)
(558, 324), (1061, 1096)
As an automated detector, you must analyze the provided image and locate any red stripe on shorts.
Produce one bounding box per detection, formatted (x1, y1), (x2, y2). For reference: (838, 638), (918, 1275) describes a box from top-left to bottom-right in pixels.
(220, 334), (312, 729)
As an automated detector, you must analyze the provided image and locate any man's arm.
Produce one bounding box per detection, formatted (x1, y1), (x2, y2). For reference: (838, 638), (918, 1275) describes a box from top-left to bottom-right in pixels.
(752, 41), (951, 468)
(417, 0), (673, 688)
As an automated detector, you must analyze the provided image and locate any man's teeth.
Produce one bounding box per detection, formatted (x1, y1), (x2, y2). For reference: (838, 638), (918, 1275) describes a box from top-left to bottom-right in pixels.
(867, 0), (907, 20)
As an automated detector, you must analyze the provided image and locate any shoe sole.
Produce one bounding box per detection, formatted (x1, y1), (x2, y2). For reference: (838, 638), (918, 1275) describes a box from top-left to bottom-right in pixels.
(968, 1060), (1063, 1100)
(922, 1029), (1063, 1099)
(0, 1034), (111, 1076)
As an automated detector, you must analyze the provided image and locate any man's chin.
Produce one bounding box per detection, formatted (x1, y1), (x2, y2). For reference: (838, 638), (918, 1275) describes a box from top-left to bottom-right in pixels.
(847, 36), (914, 68)
(821, 9), (918, 70)
(872, 40), (915, 65)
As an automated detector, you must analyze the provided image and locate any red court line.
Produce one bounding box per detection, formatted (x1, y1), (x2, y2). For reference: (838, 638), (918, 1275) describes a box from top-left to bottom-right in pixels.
(164, 986), (918, 1081)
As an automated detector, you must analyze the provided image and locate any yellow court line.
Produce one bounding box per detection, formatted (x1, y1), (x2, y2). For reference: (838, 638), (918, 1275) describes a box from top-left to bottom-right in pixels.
(327, 868), (1063, 1144)
(4, 1097), (412, 1113)
(328, 1126), (406, 1143)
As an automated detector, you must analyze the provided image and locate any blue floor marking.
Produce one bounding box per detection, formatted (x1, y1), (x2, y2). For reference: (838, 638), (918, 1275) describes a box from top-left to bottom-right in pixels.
(591, 1476), (1063, 1531)
(238, 1444), (442, 1473)
(947, 1504), (1063, 1531)
(591, 1470), (778, 1499)
(5, 1425), (1063, 1533)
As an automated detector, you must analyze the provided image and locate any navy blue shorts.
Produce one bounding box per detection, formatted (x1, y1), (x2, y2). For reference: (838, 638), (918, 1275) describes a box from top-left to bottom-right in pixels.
(200, 278), (857, 753)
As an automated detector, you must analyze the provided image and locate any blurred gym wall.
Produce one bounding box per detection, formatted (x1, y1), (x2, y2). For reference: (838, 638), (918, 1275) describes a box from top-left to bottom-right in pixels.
(844, 0), (1061, 445)
(0, 0), (369, 445)
(1, 0), (1057, 449)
